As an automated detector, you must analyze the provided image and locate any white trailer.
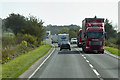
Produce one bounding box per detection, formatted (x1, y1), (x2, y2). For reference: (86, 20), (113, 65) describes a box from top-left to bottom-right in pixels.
(58, 34), (69, 47)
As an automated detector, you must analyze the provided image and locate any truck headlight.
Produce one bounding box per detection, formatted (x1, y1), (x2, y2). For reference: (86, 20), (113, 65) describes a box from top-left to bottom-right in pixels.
(101, 46), (104, 49)
(86, 46), (90, 48)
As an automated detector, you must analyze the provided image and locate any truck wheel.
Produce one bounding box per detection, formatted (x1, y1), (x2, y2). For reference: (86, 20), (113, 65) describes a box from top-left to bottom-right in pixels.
(69, 48), (71, 50)
(101, 52), (104, 54)
(60, 48), (62, 51)
(98, 52), (104, 54)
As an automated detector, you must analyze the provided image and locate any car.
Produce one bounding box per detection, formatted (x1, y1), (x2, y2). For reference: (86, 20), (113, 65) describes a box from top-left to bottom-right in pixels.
(70, 38), (77, 44)
(60, 41), (71, 51)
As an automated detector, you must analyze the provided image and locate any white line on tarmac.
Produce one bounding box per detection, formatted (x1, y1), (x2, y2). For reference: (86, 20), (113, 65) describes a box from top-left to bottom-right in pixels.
(89, 63), (94, 68)
(75, 47), (103, 80)
(93, 69), (100, 77)
(105, 50), (120, 59)
(28, 45), (55, 79)
(83, 56), (86, 59)
(82, 55), (84, 57)
(86, 60), (89, 63)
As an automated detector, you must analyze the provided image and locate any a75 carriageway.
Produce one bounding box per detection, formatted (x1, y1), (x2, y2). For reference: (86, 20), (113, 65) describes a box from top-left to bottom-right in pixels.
(20, 39), (120, 80)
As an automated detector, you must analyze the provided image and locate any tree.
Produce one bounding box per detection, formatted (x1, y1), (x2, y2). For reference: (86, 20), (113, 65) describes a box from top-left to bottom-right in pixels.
(69, 27), (78, 39)
(21, 16), (45, 43)
(57, 27), (69, 34)
(117, 32), (120, 45)
(4, 13), (26, 35)
(57, 27), (79, 40)
(4, 13), (45, 44)
(104, 19), (117, 40)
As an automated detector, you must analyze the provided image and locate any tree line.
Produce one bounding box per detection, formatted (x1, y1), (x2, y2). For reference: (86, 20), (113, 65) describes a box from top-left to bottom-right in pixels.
(104, 19), (119, 48)
(46, 24), (80, 35)
(3, 13), (45, 44)
(2, 13), (120, 48)
(47, 18), (119, 49)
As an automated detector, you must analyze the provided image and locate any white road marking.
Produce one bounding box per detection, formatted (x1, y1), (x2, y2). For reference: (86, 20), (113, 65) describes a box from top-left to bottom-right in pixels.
(89, 64), (94, 68)
(82, 55), (84, 57)
(75, 47), (103, 80)
(83, 56), (86, 59)
(105, 50), (120, 59)
(93, 69), (100, 77)
(28, 45), (55, 79)
(86, 60), (89, 63)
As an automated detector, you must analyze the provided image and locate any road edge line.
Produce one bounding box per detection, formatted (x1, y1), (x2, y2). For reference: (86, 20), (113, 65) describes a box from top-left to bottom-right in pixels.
(28, 44), (55, 79)
(105, 50), (120, 59)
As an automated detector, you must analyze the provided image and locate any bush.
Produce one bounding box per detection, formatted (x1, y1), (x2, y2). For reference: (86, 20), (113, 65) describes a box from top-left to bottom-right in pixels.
(2, 37), (16, 48)
(16, 42), (29, 54)
(105, 39), (118, 49)
(16, 33), (39, 47)
(2, 47), (16, 64)
(2, 41), (30, 64)
(2, 34), (40, 64)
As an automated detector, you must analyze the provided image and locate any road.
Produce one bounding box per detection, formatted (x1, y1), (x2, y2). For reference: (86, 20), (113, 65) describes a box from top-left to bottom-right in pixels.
(30, 42), (120, 80)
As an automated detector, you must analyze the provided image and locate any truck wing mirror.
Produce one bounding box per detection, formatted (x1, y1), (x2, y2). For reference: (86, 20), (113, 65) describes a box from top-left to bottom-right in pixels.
(104, 32), (107, 39)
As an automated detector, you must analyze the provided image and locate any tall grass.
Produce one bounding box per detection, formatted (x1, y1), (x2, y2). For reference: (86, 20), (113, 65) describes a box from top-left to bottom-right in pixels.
(105, 46), (120, 56)
(2, 44), (52, 78)
(2, 33), (44, 64)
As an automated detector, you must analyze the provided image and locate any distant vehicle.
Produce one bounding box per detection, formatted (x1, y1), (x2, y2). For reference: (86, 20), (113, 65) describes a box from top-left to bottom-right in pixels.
(70, 38), (77, 44)
(58, 34), (69, 47)
(77, 29), (82, 47)
(52, 35), (58, 43)
(46, 31), (51, 38)
(60, 41), (71, 51)
(81, 17), (105, 53)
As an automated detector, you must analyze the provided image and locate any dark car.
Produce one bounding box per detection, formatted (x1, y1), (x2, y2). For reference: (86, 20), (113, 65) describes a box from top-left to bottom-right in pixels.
(60, 41), (71, 51)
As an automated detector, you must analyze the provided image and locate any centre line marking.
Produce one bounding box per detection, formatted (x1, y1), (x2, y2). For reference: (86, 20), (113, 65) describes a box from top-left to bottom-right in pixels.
(93, 69), (100, 76)
(83, 56), (86, 59)
(75, 47), (103, 80)
(89, 64), (94, 68)
(82, 55), (84, 57)
(86, 60), (89, 63)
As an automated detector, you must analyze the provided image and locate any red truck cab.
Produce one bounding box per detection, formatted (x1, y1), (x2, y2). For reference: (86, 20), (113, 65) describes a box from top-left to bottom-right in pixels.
(83, 27), (104, 53)
(82, 17), (105, 53)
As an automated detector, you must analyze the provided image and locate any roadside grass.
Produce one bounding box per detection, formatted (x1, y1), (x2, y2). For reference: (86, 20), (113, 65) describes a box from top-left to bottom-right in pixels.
(2, 44), (52, 78)
(105, 46), (120, 56)
(2, 32), (14, 37)
(2, 32), (14, 35)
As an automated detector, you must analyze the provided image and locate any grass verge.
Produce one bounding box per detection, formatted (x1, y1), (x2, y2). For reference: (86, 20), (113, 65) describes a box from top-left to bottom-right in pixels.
(105, 46), (120, 56)
(2, 44), (52, 78)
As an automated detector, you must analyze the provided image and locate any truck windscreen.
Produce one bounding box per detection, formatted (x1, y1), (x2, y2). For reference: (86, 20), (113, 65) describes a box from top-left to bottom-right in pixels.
(87, 32), (104, 39)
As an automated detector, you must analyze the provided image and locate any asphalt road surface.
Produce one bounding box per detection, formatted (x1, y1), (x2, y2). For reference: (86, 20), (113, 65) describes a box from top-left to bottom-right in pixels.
(30, 42), (119, 80)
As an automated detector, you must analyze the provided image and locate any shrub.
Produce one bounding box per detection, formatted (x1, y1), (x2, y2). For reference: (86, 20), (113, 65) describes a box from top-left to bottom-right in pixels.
(2, 37), (16, 48)
(16, 33), (38, 47)
(105, 40), (118, 49)
(2, 41), (30, 64)
(2, 47), (16, 64)
(2, 34), (40, 64)
(17, 42), (29, 54)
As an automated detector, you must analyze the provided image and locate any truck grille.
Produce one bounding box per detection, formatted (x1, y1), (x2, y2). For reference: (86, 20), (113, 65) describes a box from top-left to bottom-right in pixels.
(89, 41), (102, 46)
(91, 46), (99, 50)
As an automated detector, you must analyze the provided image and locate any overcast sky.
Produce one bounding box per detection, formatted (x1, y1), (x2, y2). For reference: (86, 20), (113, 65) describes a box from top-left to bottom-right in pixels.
(0, 0), (119, 28)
